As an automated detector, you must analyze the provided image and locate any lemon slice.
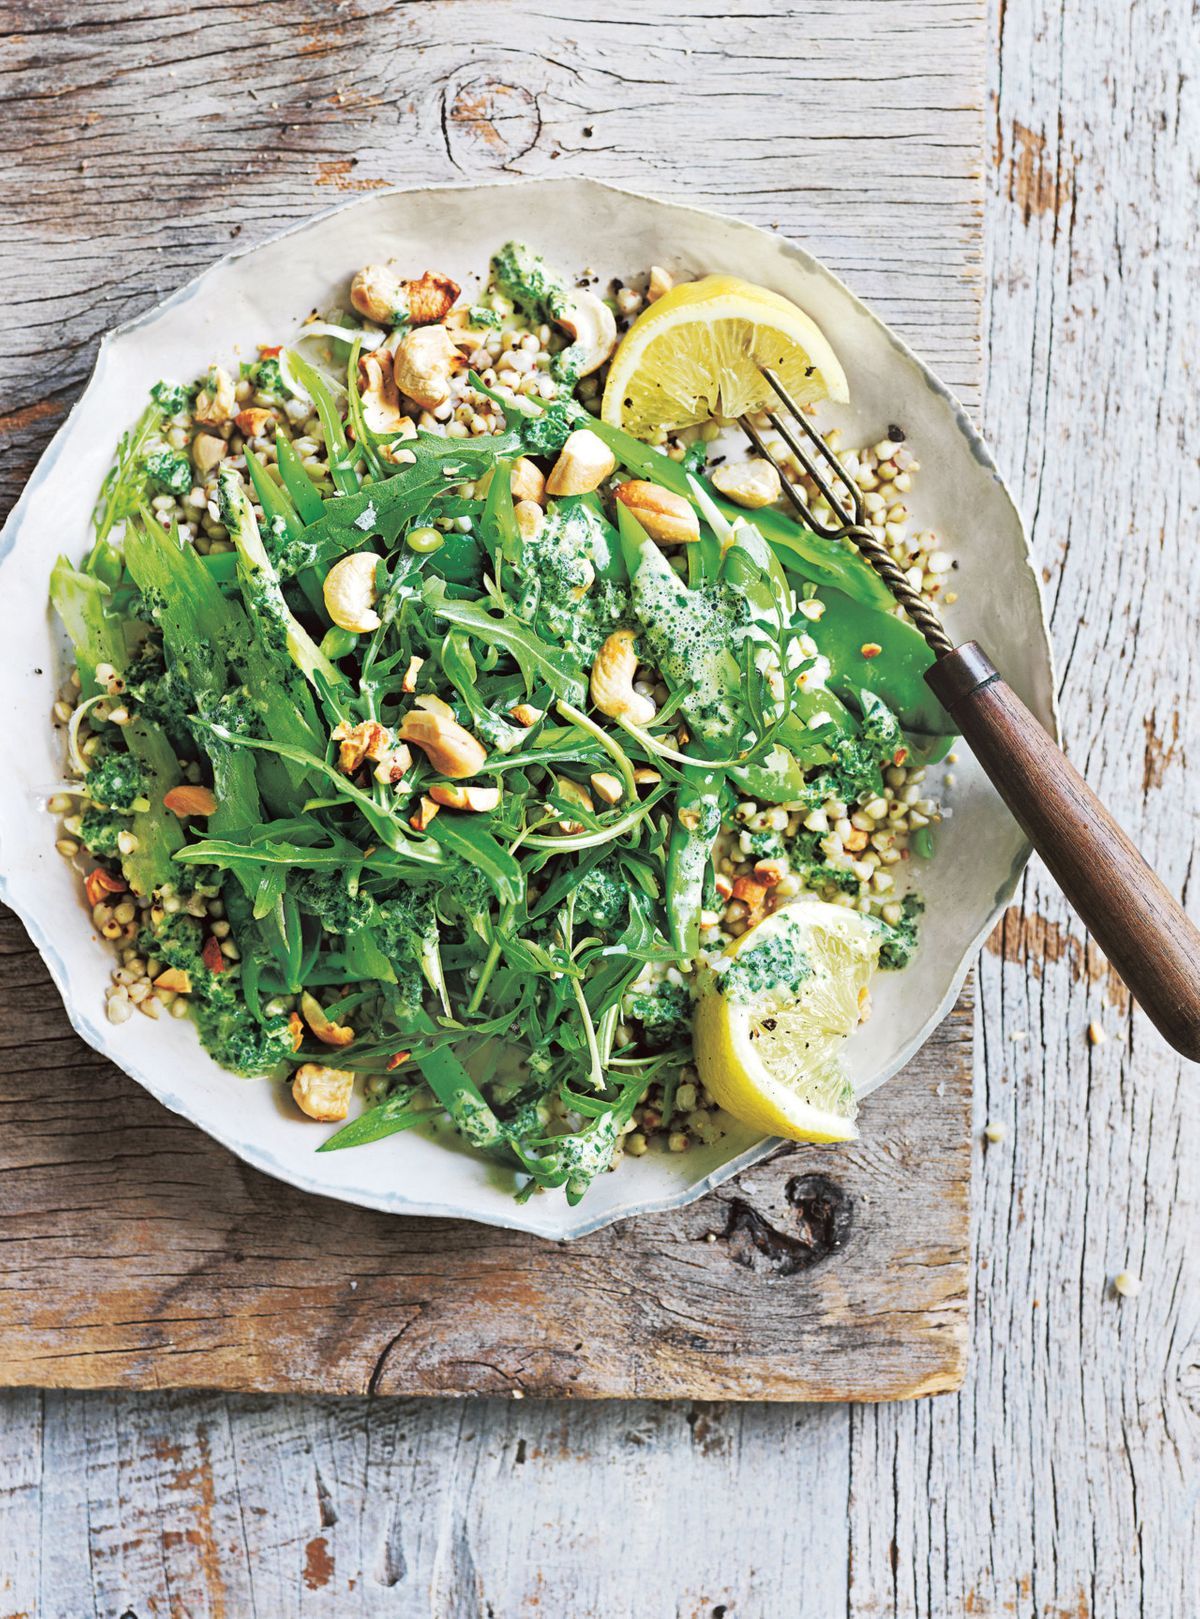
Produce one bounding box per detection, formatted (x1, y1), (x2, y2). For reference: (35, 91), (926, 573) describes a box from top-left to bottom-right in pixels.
(601, 274), (849, 438)
(693, 901), (881, 1142)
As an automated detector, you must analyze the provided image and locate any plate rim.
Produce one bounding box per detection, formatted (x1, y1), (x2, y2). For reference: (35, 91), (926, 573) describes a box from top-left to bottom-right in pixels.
(0, 175), (1057, 1239)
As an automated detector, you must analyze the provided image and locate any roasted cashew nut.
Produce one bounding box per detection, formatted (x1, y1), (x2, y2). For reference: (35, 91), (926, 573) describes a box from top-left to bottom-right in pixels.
(398, 707), (488, 779)
(556, 288), (618, 377)
(351, 265), (461, 327)
(590, 631), (657, 727)
(323, 551), (382, 634)
(293, 1063), (355, 1121)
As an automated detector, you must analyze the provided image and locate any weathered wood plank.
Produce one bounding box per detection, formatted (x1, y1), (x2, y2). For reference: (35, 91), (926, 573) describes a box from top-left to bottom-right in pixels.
(0, 0), (979, 1409)
(0, 0), (1114, 1612)
(845, 0), (1200, 1612)
(0, 911), (971, 1400)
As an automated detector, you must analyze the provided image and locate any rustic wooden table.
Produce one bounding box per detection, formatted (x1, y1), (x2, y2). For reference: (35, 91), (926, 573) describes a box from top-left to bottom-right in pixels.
(1, 1), (1197, 1614)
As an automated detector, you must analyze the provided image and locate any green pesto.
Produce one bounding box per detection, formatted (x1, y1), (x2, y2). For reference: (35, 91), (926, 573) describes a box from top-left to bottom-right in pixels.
(490, 241), (571, 323)
(251, 357), (285, 396)
(632, 562), (747, 739)
(575, 860), (629, 932)
(517, 502), (631, 662)
(719, 919), (814, 1005)
(519, 400), (574, 457)
(138, 911), (293, 1074)
(84, 752), (147, 812)
(79, 807), (124, 859)
(149, 380), (191, 416)
(143, 448), (192, 498)
(878, 892), (923, 970)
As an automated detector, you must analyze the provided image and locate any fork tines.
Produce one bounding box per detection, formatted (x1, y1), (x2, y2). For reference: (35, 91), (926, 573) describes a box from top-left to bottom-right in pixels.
(739, 365), (864, 540)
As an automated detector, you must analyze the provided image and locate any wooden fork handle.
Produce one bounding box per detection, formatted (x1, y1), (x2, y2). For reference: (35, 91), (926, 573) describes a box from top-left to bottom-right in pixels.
(926, 642), (1200, 1061)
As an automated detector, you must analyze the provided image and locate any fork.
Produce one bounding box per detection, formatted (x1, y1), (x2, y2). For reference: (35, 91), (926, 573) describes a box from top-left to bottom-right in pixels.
(740, 366), (1200, 1060)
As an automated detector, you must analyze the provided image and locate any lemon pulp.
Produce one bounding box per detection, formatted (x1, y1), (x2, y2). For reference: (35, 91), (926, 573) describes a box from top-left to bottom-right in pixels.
(601, 273), (849, 439)
(692, 901), (881, 1143)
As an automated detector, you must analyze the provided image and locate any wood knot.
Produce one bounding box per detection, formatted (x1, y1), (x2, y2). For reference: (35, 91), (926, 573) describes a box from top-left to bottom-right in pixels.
(785, 1172), (854, 1253)
(443, 74), (540, 171)
(723, 1174), (853, 1277)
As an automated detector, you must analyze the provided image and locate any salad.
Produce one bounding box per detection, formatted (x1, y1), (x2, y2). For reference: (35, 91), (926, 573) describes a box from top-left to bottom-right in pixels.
(47, 242), (957, 1205)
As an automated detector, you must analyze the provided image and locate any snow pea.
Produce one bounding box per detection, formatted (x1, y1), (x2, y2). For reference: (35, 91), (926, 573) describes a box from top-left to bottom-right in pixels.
(728, 744), (810, 805)
(810, 587), (954, 740)
(578, 406), (896, 611)
(665, 765), (722, 960)
(570, 493), (625, 582)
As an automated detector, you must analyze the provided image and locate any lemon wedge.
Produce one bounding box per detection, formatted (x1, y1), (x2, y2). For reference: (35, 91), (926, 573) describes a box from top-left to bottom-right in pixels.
(693, 901), (881, 1142)
(601, 273), (849, 438)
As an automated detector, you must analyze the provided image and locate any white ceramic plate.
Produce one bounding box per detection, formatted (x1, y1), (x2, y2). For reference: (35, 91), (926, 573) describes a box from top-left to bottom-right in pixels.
(0, 178), (1055, 1239)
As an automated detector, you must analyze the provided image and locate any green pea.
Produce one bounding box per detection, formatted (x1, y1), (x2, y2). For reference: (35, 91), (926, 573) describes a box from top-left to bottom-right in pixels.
(320, 625), (358, 660)
(407, 525), (444, 554)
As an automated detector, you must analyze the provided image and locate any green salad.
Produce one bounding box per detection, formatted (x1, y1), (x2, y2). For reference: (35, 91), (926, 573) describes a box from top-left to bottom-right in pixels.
(48, 243), (956, 1204)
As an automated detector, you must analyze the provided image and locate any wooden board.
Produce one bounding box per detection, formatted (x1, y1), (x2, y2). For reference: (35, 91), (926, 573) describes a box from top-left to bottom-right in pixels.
(0, 911), (970, 1399)
(0, 1), (985, 1408)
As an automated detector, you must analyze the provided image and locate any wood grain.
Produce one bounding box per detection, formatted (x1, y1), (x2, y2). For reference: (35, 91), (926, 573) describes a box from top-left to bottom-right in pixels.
(0, 0), (981, 1411)
(0, 910), (971, 1400)
(928, 647), (1200, 1059)
(3, 0), (1193, 1613)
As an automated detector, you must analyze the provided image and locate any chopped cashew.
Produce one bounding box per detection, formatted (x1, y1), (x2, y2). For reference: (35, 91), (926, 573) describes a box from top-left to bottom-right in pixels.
(398, 707), (488, 778)
(332, 718), (392, 775)
(511, 457), (546, 505)
(190, 431), (226, 476)
(413, 692), (455, 719)
(647, 265), (675, 303)
(391, 325), (464, 411)
(292, 1063), (355, 1122)
(399, 267), (461, 324)
(711, 457), (782, 509)
(614, 480), (700, 544)
(163, 785), (218, 818)
(358, 351), (407, 435)
(351, 265), (404, 324)
(351, 265), (460, 327)
(372, 744), (413, 785)
(555, 288), (618, 377)
(514, 500), (545, 543)
(402, 655), (425, 692)
(589, 771), (624, 805)
(410, 794), (441, 831)
(194, 366), (235, 426)
(509, 703), (545, 727)
(300, 990), (354, 1048)
(84, 868), (125, 907)
(545, 429), (617, 497)
(429, 783), (501, 812)
(590, 631), (656, 726)
(323, 551), (382, 634)
(554, 776), (594, 834)
(234, 407), (274, 439)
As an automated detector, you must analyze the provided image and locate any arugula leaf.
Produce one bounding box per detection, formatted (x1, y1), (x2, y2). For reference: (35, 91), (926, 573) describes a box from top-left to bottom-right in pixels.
(318, 1089), (425, 1151)
(424, 580), (586, 703)
(424, 813), (523, 906)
